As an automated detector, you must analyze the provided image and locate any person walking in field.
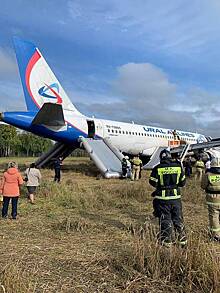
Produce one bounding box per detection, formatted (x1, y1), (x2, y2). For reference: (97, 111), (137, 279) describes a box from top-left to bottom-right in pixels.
(149, 149), (187, 247)
(201, 157), (220, 242)
(25, 163), (42, 204)
(54, 157), (63, 183)
(195, 157), (205, 181)
(1, 162), (23, 220)
(131, 155), (142, 181)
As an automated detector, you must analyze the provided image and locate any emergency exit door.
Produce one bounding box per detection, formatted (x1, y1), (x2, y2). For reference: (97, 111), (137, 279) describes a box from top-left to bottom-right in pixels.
(87, 120), (95, 138)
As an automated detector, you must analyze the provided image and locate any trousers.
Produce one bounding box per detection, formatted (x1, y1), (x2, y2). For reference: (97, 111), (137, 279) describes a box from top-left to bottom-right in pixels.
(2, 196), (19, 219)
(54, 168), (61, 182)
(131, 165), (140, 180)
(153, 198), (186, 245)
(195, 168), (204, 181)
(206, 194), (220, 238)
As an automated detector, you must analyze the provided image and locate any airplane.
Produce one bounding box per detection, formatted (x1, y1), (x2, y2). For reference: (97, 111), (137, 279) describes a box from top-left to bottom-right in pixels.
(1, 37), (220, 175)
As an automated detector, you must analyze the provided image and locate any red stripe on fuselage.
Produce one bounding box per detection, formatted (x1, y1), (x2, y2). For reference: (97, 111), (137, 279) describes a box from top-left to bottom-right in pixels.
(25, 50), (41, 109)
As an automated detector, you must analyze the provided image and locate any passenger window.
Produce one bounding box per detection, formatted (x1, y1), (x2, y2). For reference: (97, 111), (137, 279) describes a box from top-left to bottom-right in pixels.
(129, 132), (131, 135)
(112, 130), (114, 133)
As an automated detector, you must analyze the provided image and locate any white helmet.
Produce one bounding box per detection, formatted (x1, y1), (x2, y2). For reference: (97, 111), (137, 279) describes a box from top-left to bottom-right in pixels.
(210, 157), (220, 167)
(124, 156), (129, 160)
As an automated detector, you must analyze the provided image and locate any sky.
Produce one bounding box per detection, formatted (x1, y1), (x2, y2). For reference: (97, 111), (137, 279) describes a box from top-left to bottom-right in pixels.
(1, 0), (220, 136)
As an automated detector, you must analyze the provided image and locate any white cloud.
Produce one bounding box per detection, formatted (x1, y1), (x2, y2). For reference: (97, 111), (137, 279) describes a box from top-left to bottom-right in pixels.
(113, 63), (177, 106)
(73, 62), (220, 136)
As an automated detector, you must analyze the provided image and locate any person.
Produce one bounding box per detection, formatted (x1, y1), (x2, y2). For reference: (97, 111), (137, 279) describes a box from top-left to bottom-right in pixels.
(149, 149), (187, 247)
(184, 157), (192, 178)
(201, 157), (220, 241)
(173, 130), (180, 140)
(121, 158), (128, 178)
(0, 177), (3, 208)
(1, 162), (23, 220)
(205, 159), (211, 173)
(54, 157), (63, 182)
(121, 156), (131, 178)
(24, 163), (42, 204)
(131, 155), (142, 181)
(195, 157), (205, 180)
(125, 156), (132, 178)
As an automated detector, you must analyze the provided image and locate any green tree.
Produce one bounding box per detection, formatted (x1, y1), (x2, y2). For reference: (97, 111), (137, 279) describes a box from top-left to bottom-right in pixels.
(0, 125), (19, 156)
(17, 132), (53, 156)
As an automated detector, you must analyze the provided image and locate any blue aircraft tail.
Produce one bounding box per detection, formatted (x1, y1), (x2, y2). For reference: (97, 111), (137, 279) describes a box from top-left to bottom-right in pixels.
(13, 37), (82, 115)
(13, 37), (39, 111)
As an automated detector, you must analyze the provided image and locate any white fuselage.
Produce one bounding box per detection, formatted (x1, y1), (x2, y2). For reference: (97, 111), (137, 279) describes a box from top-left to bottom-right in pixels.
(64, 110), (207, 156)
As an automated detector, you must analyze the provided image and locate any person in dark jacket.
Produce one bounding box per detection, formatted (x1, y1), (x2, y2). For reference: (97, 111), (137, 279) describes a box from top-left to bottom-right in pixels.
(121, 158), (128, 178)
(149, 149), (187, 247)
(183, 157), (192, 177)
(54, 157), (63, 182)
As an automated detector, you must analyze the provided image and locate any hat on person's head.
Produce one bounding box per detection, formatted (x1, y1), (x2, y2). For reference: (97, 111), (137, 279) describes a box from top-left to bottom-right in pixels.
(8, 161), (17, 168)
(160, 149), (172, 161)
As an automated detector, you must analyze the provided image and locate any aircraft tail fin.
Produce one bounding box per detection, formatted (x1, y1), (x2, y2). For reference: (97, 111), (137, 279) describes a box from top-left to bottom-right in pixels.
(13, 37), (82, 115)
(32, 103), (65, 127)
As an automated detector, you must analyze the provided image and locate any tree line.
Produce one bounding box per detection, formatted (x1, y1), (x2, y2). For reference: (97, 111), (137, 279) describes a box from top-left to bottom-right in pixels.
(0, 125), (53, 157)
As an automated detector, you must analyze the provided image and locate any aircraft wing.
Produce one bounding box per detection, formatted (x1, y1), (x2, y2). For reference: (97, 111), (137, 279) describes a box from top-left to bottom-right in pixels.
(170, 139), (220, 154)
(31, 103), (65, 127)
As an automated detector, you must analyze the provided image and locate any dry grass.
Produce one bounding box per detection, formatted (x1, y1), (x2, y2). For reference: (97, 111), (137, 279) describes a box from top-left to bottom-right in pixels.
(0, 158), (219, 292)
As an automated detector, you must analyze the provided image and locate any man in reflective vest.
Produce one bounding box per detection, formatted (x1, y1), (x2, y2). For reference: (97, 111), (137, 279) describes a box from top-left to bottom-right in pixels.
(195, 157), (205, 181)
(201, 157), (220, 241)
(149, 149), (187, 247)
(131, 155), (142, 181)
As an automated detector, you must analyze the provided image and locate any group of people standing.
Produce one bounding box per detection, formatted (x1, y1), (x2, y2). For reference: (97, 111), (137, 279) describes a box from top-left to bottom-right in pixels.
(121, 155), (143, 180)
(0, 158), (62, 220)
(1, 152), (219, 245)
(0, 162), (41, 220)
(149, 149), (220, 246)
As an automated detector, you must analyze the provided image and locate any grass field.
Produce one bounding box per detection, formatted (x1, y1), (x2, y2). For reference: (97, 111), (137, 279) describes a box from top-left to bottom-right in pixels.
(0, 157), (219, 293)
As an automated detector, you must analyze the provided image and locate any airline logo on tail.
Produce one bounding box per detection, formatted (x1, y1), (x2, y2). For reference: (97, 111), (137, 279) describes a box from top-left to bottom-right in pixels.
(38, 83), (63, 104)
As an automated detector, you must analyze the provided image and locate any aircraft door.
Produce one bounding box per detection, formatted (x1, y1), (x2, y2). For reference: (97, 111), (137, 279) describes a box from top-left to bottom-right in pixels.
(87, 120), (95, 138)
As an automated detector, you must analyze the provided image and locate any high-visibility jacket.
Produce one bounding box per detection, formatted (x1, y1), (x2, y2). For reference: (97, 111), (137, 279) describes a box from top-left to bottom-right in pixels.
(131, 158), (142, 167)
(195, 160), (205, 169)
(201, 168), (220, 196)
(149, 160), (186, 200)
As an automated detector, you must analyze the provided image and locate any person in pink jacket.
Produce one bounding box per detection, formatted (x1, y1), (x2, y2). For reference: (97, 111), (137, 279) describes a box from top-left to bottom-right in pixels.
(1, 161), (23, 219)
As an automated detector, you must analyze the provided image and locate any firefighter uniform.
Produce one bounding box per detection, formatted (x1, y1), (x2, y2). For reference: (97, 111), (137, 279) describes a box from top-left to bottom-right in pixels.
(195, 159), (205, 181)
(131, 156), (142, 181)
(149, 149), (186, 247)
(201, 157), (220, 241)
